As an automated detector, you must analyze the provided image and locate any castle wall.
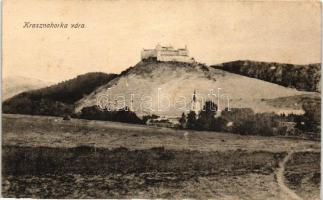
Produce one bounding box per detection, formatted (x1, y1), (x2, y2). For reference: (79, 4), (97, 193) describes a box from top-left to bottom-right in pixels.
(157, 55), (194, 63)
(141, 49), (156, 60)
(178, 49), (189, 56)
(141, 45), (194, 63)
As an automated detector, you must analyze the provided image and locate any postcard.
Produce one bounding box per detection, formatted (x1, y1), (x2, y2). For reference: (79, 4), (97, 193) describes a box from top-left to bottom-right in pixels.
(2, 0), (321, 199)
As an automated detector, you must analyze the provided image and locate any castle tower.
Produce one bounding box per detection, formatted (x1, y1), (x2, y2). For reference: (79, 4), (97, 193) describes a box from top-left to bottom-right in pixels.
(156, 43), (162, 50)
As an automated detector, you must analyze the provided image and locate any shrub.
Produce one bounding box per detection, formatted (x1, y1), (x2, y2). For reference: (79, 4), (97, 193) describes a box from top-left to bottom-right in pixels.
(78, 106), (144, 124)
(142, 114), (159, 124)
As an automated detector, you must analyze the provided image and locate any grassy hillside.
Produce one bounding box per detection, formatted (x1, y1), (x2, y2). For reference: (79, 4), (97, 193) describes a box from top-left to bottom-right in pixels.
(3, 72), (117, 116)
(211, 60), (321, 92)
(76, 60), (316, 117)
(263, 94), (321, 110)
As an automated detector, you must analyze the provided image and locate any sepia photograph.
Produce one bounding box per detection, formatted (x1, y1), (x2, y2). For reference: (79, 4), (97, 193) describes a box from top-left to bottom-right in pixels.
(2, 0), (321, 199)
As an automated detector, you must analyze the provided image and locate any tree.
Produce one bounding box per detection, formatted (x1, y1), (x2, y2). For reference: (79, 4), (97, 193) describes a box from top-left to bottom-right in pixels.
(186, 111), (197, 130)
(301, 102), (321, 133)
(179, 113), (187, 129)
(196, 101), (218, 131)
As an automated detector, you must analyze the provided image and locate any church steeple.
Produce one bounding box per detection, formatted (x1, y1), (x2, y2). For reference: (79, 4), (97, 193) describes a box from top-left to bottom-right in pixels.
(191, 90), (199, 114)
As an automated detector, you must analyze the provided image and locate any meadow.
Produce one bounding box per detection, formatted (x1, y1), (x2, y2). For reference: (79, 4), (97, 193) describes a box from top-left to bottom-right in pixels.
(2, 114), (320, 199)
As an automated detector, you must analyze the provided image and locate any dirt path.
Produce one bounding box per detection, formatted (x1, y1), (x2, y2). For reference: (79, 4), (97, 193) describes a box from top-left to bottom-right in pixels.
(276, 152), (303, 200)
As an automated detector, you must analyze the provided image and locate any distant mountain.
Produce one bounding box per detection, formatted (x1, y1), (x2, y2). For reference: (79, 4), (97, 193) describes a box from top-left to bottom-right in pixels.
(211, 60), (321, 92)
(3, 76), (53, 100)
(76, 60), (317, 117)
(3, 72), (117, 116)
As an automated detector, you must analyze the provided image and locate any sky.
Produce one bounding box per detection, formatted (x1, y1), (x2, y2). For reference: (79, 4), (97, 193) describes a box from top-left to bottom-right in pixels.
(3, 0), (322, 82)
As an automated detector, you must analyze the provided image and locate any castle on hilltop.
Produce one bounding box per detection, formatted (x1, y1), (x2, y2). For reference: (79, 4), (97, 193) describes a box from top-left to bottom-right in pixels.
(141, 44), (195, 63)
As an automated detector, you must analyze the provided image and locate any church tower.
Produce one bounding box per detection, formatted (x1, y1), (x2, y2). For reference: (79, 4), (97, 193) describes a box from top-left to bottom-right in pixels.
(191, 90), (200, 114)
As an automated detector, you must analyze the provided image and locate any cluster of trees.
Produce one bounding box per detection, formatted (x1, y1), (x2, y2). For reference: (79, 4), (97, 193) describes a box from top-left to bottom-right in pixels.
(77, 106), (143, 124)
(2, 96), (73, 116)
(179, 101), (320, 137)
(179, 101), (218, 131)
(294, 102), (321, 134)
(3, 72), (116, 116)
(219, 108), (281, 136)
(212, 60), (321, 92)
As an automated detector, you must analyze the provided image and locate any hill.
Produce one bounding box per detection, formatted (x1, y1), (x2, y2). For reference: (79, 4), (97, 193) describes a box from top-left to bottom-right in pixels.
(76, 60), (317, 117)
(3, 72), (117, 116)
(3, 76), (53, 100)
(263, 94), (321, 111)
(211, 60), (321, 92)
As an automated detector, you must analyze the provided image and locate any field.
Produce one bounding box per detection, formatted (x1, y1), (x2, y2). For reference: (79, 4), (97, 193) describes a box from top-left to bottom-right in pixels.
(2, 114), (321, 199)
